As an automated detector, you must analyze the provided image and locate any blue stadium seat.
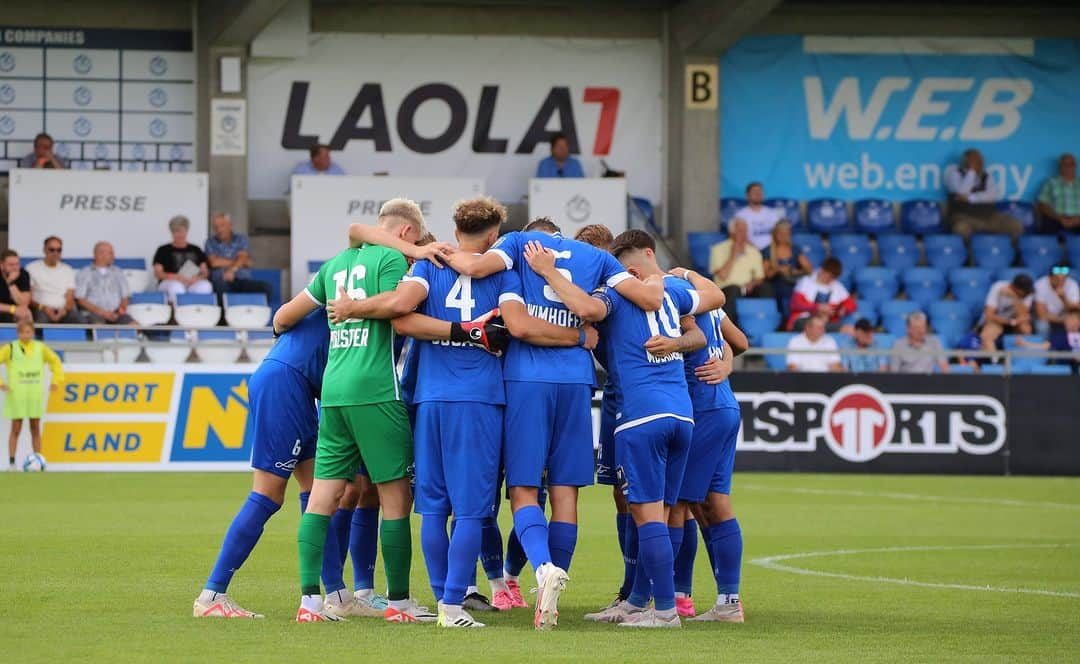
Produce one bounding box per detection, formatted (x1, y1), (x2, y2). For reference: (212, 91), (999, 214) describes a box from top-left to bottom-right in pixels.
(1066, 236), (1080, 265)
(949, 267), (993, 312)
(880, 300), (922, 336)
(42, 327), (89, 342)
(902, 267), (948, 308)
(933, 321), (969, 349)
(854, 199), (897, 235)
(877, 234), (919, 271)
(873, 333), (896, 350)
(844, 301), (879, 327)
(687, 231), (727, 274)
(996, 200), (1036, 234)
(980, 364), (1007, 375)
(719, 197), (745, 229)
(807, 199), (850, 234)
(1018, 235), (1064, 276)
(114, 258), (147, 270)
(970, 234), (1015, 271)
(762, 332), (796, 371)
(223, 293), (268, 307)
(1003, 334), (1047, 371)
(924, 234), (967, 271)
(929, 300), (975, 330)
(829, 233), (873, 271)
(854, 267), (899, 306)
(130, 291), (168, 305)
(1026, 364), (1072, 375)
(176, 293), (217, 307)
(249, 268), (283, 310)
(765, 198), (801, 227)
(736, 298), (782, 346)
(900, 199), (945, 235)
(996, 267), (1034, 285)
(792, 232), (826, 268)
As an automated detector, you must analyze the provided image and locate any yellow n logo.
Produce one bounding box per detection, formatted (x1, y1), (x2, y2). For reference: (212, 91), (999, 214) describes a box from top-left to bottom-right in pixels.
(182, 380), (249, 450)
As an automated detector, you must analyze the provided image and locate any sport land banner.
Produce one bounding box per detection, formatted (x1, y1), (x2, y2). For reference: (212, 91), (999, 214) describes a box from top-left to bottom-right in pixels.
(8, 169), (208, 263)
(528, 178), (627, 240)
(720, 37), (1080, 201)
(289, 175), (483, 294)
(247, 34), (662, 203)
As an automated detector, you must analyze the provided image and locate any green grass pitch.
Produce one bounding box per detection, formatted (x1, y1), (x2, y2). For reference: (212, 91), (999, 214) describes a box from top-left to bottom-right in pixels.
(3, 472), (1079, 662)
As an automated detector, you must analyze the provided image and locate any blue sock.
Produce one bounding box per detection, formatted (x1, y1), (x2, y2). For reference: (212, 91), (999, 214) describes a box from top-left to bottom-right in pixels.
(320, 512), (347, 594)
(298, 491), (310, 515)
(451, 519), (479, 590)
(512, 505), (551, 570)
(619, 515), (639, 599)
(480, 516), (504, 580)
(445, 519), (482, 606)
(700, 524), (718, 574)
(627, 534), (652, 609)
(616, 513), (630, 558)
(548, 521), (578, 571)
(505, 528), (529, 577)
(709, 518), (742, 595)
(350, 507), (379, 591)
(420, 514), (449, 602)
(206, 492), (280, 593)
(331, 508), (351, 567)
(674, 520), (698, 595)
(638, 521), (676, 612)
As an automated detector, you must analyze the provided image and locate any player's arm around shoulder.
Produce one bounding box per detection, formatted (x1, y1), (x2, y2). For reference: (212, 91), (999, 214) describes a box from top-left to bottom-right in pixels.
(523, 240), (607, 322)
(669, 267), (726, 314)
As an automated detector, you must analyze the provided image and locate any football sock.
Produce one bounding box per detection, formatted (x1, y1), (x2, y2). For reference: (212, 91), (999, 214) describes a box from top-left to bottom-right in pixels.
(619, 516), (639, 599)
(381, 516), (412, 601)
(320, 510), (347, 594)
(627, 539), (652, 609)
(547, 521), (578, 571)
(616, 512), (631, 557)
(298, 491), (310, 515)
(330, 508), (351, 567)
(512, 505), (552, 572)
(420, 514), (449, 602)
(638, 521), (676, 612)
(480, 516), (504, 580)
(297, 511), (330, 596)
(674, 519), (698, 596)
(700, 524), (719, 574)
(445, 519), (482, 607)
(710, 518), (743, 596)
(205, 491), (280, 593)
(350, 507), (379, 591)
(504, 528), (529, 577)
(668, 525), (685, 559)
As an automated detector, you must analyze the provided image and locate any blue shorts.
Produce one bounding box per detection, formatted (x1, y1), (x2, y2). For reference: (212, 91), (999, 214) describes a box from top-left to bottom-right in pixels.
(615, 415), (693, 505)
(248, 360), (318, 479)
(504, 381), (595, 488)
(414, 401), (502, 519)
(679, 408), (740, 502)
(595, 393), (619, 485)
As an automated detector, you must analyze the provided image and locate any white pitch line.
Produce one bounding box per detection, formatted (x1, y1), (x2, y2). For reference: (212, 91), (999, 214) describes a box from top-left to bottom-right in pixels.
(738, 484), (1080, 511)
(750, 543), (1080, 599)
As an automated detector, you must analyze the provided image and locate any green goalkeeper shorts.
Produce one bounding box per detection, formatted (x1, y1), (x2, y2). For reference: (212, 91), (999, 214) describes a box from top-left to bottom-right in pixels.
(316, 401), (413, 483)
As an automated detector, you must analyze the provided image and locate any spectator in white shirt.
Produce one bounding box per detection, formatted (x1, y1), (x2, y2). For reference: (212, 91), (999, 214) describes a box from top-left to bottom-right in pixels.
(980, 274), (1035, 352)
(786, 314), (843, 373)
(944, 149), (1023, 239)
(1033, 264), (1080, 337)
(26, 236), (84, 324)
(732, 182), (784, 250)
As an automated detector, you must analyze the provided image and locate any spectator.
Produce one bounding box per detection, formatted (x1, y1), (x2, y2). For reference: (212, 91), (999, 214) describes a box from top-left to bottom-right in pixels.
(205, 213), (273, 300)
(787, 257), (856, 332)
(844, 317), (886, 373)
(18, 132), (67, 169)
(0, 250), (32, 324)
(535, 132), (584, 178)
(979, 273), (1034, 352)
(708, 217), (772, 325)
(1036, 153), (1080, 234)
(890, 312), (949, 374)
(944, 149), (1023, 239)
(75, 241), (133, 325)
(786, 314), (843, 373)
(763, 220), (812, 319)
(153, 215), (213, 303)
(1033, 264), (1080, 337)
(1017, 310), (1080, 370)
(733, 182), (784, 250)
(291, 144), (345, 176)
(26, 236), (83, 324)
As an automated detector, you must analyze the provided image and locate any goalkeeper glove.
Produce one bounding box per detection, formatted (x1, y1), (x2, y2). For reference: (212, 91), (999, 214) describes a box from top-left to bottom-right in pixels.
(450, 308), (510, 356)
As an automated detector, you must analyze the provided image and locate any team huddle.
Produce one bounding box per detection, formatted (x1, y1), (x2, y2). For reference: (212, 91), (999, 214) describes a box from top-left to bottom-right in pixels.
(192, 196), (746, 629)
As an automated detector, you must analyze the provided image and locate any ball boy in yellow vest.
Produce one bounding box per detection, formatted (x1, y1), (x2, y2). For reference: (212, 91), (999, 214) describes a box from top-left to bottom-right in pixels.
(2, 320), (64, 470)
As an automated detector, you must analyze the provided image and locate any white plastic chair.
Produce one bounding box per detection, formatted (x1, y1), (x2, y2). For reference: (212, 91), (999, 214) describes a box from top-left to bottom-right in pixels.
(223, 293), (272, 329)
(173, 293), (222, 329)
(127, 292), (172, 327)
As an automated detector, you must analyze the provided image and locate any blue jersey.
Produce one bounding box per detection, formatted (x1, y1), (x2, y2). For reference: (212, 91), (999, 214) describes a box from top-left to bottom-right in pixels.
(488, 231), (632, 385)
(397, 337), (419, 407)
(594, 276), (700, 428)
(666, 279), (739, 413)
(266, 309), (329, 398)
(404, 260), (520, 405)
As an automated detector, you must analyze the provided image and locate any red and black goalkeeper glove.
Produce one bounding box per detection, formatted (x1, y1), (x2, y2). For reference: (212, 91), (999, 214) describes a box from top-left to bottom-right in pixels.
(450, 308), (510, 356)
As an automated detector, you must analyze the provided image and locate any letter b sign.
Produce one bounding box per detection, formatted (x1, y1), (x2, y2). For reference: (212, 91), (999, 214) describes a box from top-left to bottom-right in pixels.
(685, 65), (717, 110)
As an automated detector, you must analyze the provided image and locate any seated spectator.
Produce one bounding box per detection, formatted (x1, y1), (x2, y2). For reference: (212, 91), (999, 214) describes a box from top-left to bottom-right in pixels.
(944, 149), (1022, 239)
(292, 144), (345, 176)
(1017, 310), (1080, 370)
(18, 132), (67, 169)
(786, 314), (843, 372)
(1036, 153), (1080, 234)
(0, 250), (32, 324)
(709, 217), (772, 325)
(734, 182), (784, 250)
(1034, 264), (1080, 337)
(787, 257), (856, 332)
(75, 241), (132, 325)
(535, 132), (584, 178)
(154, 216), (213, 303)
(26, 236), (83, 324)
(205, 213), (273, 300)
(844, 318), (886, 373)
(763, 220), (812, 319)
(890, 312), (949, 374)
(979, 273), (1034, 352)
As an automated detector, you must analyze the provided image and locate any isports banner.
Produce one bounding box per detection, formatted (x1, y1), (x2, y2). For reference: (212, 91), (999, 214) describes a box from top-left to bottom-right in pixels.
(247, 34), (662, 203)
(720, 37), (1080, 201)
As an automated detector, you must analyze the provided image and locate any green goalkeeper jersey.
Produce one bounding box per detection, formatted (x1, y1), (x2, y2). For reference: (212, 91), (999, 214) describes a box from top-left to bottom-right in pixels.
(306, 244), (409, 407)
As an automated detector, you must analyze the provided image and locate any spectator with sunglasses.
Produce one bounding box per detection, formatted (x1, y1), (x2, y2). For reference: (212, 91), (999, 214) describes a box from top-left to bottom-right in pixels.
(25, 236), (85, 324)
(1033, 264), (1080, 337)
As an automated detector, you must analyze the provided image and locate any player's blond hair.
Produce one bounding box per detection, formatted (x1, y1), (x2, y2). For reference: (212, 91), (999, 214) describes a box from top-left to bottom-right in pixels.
(378, 198), (424, 235)
(453, 196), (507, 235)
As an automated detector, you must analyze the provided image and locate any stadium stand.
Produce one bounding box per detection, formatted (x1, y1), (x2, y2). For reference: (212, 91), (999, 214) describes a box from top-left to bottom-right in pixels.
(761, 331), (795, 370)
(853, 267), (899, 306)
(174, 293), (222, 329)
(687, 231), (727, 274)
(223, 293), (272, 329)
(127, 292), (172, 327)
(880, 300), (922, 336)
(719, 197), (745, 230)
(996, 267), (1034, 284)
(853, 198), (897, 235)
(903, 267), (949, 308)
(765, 198), (801, 226)
(970, 234), (1016, 271)
(806, 198), (850, 234)
(791, 232), (826, 267)
(1018, 235), (1064, 276)
(877, 234), (920, 270)
(924, 234), (968, 271)
(829, 233), (873, 271)
(900, 199), (945, 235)
(1067, 235), (1080, 266)
(844, 301), (879, 326)
(1003, 334), (1048, 372)
(949, 267), (995, 315)
(735, 298), (783, 346)
(996, 200), (1037, 234)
